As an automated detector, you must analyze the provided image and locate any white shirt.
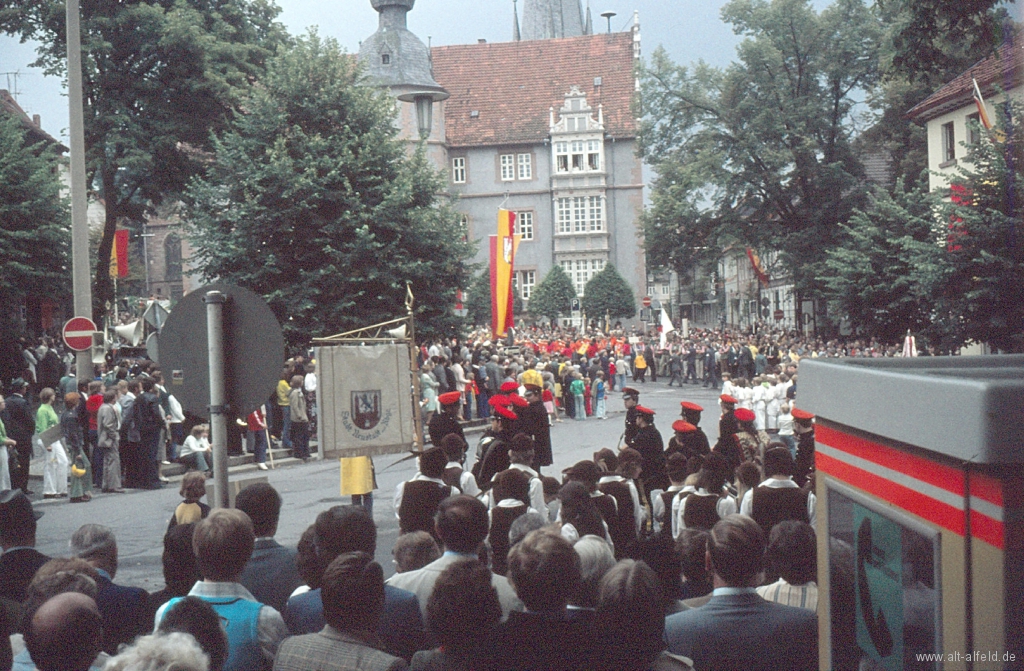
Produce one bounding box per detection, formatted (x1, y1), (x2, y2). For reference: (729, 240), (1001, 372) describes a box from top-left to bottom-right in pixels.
(777, 412), (795, 436)
(510, 463), (547, 517)
(739, 477), (817, 528)
(445, 461), (479, 497)
(651, 485), (684, 534)
(393, 473), (450, 519)
(675, 488), (737, 534)
(303, 373), (317, 393)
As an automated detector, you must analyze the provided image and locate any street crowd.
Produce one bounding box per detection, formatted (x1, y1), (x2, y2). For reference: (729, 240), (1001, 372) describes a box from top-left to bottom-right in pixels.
(0, 322), (911, 670)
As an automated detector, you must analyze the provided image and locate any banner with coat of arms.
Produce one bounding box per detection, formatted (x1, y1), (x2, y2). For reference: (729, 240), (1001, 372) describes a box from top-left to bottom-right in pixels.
(315, 344), (415, 457)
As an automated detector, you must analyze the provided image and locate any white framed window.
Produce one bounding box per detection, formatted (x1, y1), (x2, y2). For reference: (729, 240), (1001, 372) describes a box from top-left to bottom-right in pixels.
(515, 211), (534, 240)
(452, 157), (466, 184)
(941, 122), (956, 163)
(560, 257), (606, 295)
(554, 139), (602, 173)
(554, 141), (569, 172)
(517, 153), (532, 180)
(500, 154), (516, 181)
(555, 196), (605, 233)
(571, 141), (585, 171)
(587, 140), (601, 171)
(661, 284), (669, 295)
(520, 270), (536, 299)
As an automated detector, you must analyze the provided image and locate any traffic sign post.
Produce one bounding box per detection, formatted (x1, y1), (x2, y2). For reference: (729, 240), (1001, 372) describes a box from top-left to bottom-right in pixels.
(63, 316), (97, 352)
(642, 295), (652, 308)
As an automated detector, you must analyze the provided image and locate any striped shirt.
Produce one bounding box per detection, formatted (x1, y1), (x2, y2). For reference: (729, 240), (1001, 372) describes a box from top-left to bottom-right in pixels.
(756, 578), (818, 611)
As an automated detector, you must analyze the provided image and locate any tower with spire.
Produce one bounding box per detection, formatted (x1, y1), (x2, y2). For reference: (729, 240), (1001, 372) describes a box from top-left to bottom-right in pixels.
(519, 0), (589, 41)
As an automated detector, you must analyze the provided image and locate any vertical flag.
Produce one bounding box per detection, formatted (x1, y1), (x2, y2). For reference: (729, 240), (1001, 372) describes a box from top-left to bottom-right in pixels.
(745, 248), (769, 286)
(659, 307), (675, 349)
(489, 209), (520, 338)
(972, 78), (993, 130)
(109, 229), (129, 278)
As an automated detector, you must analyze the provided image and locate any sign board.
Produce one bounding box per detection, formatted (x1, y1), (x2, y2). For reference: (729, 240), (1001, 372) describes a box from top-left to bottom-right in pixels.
(63, 316), (97, 351)
(316, 344), (415, 457)
(158, 283), (284, 418)
(774, 309), (784, 321)
(642, 295), (652, 308)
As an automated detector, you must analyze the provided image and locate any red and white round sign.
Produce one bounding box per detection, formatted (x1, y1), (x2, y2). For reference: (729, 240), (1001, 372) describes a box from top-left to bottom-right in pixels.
(642, 296), (652, 308)
(63, 316), (97, 351)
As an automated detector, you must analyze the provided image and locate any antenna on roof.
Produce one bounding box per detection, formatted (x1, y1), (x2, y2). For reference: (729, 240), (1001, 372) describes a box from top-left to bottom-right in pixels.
(600, 11), (616, 34)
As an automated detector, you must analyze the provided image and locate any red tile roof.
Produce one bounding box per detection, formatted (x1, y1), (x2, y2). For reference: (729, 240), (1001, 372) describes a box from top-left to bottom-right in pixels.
(431, 32), (636, 147)
(906, 33), (1022, 123)
(0, 89), (66, 151)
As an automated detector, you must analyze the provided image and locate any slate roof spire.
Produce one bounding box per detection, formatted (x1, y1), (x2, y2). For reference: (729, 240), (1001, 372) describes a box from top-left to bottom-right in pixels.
(521, 0), (585, 40)
(358, 0), (448, 100)
(513, 0), (521, 41)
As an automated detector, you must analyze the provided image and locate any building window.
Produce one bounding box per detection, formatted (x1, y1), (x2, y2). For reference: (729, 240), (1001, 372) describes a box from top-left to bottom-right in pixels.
(515, 211), (534, 240)
(517, 153), (532, 180)
(555, 139), (602, 173)
(459, 213), (469, 241)
(561, 257), (606, 295)
(967, 112), (982, 145)
(555, 142), (569, 172)
(941, 122), (956, 163)
(452, 157), (466, 184)
(381, 53), (391, 65)
(661, 284), (669, 296)
(164, 233), (182, 282)
(500, 154), (516, 181)
(555, 196), (605, 233)
(571, 141), (585, 171)
(520, 270), (536, 299)
(587, 140), (601, 170)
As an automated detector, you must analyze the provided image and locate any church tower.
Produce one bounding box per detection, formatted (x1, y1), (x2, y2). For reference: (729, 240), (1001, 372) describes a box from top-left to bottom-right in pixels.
(358, 0), (448, 145)
(520, 0), (588, 40)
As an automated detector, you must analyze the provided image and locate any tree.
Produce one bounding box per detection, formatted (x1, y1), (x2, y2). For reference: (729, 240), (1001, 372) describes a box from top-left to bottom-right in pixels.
(638, 0), (880, 295)
(0, 114), (70, 382)
(582, 264), (636, 320)
(183, 33), (474, 349)
(821, 180), (946, 344)
(928, 106), (1024, 353)
(528, 265), (577, 324)
(1, 0), (286, 324)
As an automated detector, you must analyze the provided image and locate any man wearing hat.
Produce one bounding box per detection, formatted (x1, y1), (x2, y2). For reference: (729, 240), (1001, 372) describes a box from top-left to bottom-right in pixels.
(472, 400), (517, 489)
(394, 445), (456, 538)
(621, 387), (641, 447)
(680, 402), (711, 456)
(428, 391), (465, 449)
(740, 447), (816, 536)
(791, 408), (815, 488)
(717, 394), (739, 442)
(515, 370), (552, 474)
(629, 406), (668, 504)
(4, 380), (35, 495)
(0, 489), (49, 605)
(667, 420), (705, 462)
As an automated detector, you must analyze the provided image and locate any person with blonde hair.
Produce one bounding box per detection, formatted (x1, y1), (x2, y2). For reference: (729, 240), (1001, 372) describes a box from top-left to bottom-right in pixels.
(179, 424), (212, 473)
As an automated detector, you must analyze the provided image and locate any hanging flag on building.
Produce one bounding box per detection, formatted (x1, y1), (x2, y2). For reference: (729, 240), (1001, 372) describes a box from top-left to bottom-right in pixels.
(490, 209), (520, 337)
(745, 248), (769, 286)
(972, 78), (993, 130)
(109, 229), (129, 278)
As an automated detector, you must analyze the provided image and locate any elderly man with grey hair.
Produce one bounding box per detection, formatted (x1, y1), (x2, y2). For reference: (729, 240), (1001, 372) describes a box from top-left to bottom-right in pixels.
(104, 632), (210, 671)
(69, 523), (151, 654)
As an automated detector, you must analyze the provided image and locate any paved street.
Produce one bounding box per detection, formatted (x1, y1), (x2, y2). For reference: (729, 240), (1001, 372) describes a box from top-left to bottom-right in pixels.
(28, 377), (723, 592)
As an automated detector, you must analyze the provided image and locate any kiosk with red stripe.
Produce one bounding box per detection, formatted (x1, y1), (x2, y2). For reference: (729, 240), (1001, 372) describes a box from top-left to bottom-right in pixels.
(800, 356), (1023, 670)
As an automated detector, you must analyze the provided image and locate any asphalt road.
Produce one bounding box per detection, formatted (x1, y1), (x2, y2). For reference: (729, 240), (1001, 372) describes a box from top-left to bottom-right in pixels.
(28, 377), (724, 591)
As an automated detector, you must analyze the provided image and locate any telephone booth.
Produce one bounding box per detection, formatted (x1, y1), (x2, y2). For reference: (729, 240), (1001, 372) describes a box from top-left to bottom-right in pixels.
(799, 355), (1024, 670)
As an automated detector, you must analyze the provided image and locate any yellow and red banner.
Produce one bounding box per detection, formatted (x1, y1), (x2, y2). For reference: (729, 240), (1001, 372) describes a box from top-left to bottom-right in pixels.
(745, 247), (769, 286)
(489, 209), (520, 338)
(110, 229), (129, 278)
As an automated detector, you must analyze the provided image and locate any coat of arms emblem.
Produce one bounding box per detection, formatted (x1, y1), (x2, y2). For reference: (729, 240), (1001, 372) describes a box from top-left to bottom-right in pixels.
(351, 390), (382, 430)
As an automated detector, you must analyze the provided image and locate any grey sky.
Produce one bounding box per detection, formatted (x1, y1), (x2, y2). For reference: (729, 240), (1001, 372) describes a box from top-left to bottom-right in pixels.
(0, 0), (770, 141)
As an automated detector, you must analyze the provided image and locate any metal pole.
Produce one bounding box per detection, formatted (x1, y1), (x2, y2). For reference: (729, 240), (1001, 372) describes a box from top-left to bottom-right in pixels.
(406, 283), (424, 450)
(67, 0), (93, 380)
(205, 291), (230, 508)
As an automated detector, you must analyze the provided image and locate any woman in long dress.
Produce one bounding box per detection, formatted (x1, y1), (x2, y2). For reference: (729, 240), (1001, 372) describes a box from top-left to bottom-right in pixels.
(62, 392), (93, 502)
(37, 387), (69, 499)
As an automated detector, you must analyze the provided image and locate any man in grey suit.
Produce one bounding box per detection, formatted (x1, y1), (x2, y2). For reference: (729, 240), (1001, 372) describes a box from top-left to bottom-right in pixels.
(274, 552), (407, 671)
(386, 495), (522, 620)
(236, 483), (303, 613)
(664, 514), (818, 670)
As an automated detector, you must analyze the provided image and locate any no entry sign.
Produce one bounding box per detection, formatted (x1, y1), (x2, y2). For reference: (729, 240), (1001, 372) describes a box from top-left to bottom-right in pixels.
(63, 316), (97, 351)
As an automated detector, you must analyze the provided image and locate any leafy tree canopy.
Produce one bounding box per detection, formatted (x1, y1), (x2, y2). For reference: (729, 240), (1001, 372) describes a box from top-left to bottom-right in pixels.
(527, 265), (577, 324)
(0, 0), (287, 323)
(183, 33), (474, 350)
(582, 264), (636, 320)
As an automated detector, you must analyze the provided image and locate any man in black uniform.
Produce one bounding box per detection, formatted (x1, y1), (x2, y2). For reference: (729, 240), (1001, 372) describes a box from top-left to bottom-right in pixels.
(516, 378), (552, 474)
(679, 402), (711, 455)
(667, 420), (709, 461)
(472, 401), (517, 489)
(791, 407), (815, 488)
(428, 391), (465, 447)
(621, 387), (640, 447)
(396, 444), (454, 538)
(717, 394), (739, 441)
(3, 380), (35, 494)
(629, 405), (667, 502)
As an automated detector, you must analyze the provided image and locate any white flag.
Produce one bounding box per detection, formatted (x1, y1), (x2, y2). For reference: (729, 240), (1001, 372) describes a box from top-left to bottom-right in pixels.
(659, 308), (675, 349)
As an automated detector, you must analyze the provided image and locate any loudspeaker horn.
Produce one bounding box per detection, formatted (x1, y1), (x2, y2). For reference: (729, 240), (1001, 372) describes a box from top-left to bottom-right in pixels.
(387, 324), (407, 339)
(114, 320), (143, 346)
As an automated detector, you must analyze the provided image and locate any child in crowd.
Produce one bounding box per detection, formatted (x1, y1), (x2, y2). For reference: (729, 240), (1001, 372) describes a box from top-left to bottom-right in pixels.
(778, 403), (796, 458)
(168, 471), (209, 530)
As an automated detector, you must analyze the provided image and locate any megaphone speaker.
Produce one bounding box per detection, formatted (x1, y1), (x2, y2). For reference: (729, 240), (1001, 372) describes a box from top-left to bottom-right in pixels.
(114, 320), (144, 347)
(387, 324), (407, 339)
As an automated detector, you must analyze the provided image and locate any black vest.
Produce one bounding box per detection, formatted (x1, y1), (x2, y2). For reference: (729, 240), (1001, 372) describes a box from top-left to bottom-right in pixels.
(489, 504), (528, 576)
(682, 493), (721, 530)
(751, 485), (810, 535)
(660, 489), (680, 528)
(398, 480), (453, 536)
(592, 492), (619, 534)
(599, 480), (636, 557)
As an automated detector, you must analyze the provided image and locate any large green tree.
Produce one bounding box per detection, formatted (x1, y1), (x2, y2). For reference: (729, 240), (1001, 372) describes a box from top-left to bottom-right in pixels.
(639, 0), (880, 297)
(184, 33), (473, 349)
(0, 115), (70, 381)
(527, 265), (577, 325)
(582, 264), (636, 320)
(1, 0), (286, 324)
